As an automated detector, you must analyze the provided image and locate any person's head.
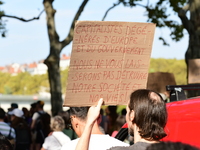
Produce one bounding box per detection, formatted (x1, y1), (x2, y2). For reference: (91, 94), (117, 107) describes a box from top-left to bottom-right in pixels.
(146, 141), (199, 150)
(0, 135), (13, 150)
(0, 108), (5, 120)
(70, 107), (89, 137)
(8, 108), (24, 121)
(51, 115), (65, 131)
(126, 89), (167, 141)
(22, 107), (30, 117)
(36, 100), (44, 110)
(11, 103), (18, 110)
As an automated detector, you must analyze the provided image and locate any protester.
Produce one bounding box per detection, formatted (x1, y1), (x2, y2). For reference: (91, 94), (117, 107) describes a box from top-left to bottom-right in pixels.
(61, 106), (129, 150)
(0, 108), (16, 146)
(9, 108), (31, 150)
(30, 100), (51, 150)
(58, 110), (77, 140)
(146, 141), (199, 150)
(75, 89), (168, 150)
(41, 116), (71, 150)
(29, 102), (37, 118)
(22, 107), (32, 126)
(0, 134), (14, 150)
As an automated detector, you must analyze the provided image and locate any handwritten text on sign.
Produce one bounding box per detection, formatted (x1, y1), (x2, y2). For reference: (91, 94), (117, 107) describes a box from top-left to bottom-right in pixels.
(64, 21), (156, 107)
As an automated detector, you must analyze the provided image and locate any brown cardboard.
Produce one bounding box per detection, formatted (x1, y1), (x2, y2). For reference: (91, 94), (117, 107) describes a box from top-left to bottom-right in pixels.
(188, 59), (200, 84)
(63, 21), (156, 107)
(147, 72), (176, 93)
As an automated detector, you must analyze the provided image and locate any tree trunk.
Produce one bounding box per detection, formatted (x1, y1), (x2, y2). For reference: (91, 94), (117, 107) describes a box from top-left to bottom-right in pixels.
(43, 0), (89, 115)
(44, 41), (63, 115)
(179, 0), (200, 97)
(45, 48), (62, 116)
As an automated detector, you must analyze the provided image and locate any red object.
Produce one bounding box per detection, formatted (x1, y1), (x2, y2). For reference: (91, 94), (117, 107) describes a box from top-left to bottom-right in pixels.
(163, 97), (200, 148)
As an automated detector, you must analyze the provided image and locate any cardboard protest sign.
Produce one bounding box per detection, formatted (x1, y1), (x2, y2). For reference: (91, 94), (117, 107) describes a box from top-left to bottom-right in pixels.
(188, 59), (200, 84)
(63, 21), (156, 107)
(147, 72), (176, 93)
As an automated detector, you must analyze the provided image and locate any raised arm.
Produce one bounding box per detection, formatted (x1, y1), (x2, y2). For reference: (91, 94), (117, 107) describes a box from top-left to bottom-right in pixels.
(75, 98), (103, 150)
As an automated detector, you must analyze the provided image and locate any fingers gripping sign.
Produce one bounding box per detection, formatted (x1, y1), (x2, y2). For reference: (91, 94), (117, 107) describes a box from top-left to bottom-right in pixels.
(87, 98), (104, 125)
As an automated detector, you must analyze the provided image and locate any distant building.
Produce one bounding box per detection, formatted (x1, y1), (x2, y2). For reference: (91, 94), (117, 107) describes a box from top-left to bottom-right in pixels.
(60, 54), (70, 70)
(0, 54), (70, 76)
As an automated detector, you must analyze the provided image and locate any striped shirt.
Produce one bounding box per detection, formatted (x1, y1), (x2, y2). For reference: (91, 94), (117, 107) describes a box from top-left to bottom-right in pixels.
(0, 122), (16, 139)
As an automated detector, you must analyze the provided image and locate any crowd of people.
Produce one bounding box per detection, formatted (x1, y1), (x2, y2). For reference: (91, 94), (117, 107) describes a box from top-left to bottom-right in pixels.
(0, 89), (199, 150)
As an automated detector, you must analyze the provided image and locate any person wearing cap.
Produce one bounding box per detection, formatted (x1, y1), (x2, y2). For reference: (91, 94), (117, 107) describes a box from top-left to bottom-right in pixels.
(0, 108), (16, 146)
(9, 108), (31, 150)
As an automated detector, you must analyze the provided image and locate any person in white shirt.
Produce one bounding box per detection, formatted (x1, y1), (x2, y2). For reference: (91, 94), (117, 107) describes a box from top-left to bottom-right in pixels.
(61, 107), (128, 150)
(41, 115), (71, 150)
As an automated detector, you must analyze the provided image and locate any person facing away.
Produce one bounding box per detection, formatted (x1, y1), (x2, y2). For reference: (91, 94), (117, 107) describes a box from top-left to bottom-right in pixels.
(41, 116), (71, 150)
(75, 89), (168, 150)
(30, 100), (51, 150)
(61, 107), (129, 150)
(8, 108), (31, 150)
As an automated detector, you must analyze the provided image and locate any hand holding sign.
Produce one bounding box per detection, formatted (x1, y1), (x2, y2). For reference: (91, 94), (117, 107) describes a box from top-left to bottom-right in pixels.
(87, 98), (104, 125)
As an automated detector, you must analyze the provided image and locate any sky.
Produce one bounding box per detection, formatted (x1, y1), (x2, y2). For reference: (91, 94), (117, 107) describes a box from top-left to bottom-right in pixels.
(0, 0), (189, 66)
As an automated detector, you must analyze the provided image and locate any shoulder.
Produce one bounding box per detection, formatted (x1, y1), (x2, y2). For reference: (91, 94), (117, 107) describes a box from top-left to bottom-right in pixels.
(61, 139), (79, 150)
(32, 112), (40, 120)
(108, 146), (130, 150)
(108, 142), (152, 150)
(87, 135), (129, 150)
(103, 135), (129, 146)
(131, 142), (152, 149)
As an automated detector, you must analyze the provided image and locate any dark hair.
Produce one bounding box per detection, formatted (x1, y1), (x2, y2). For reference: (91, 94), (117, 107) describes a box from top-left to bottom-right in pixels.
(70, 107), (89, 121)
(0, 108), (5, 119)
(128, 89), (167, 141)
(121, 108), (127, 116)
(30, 102), (37, 108)
(0, 135), (13, 150)
(11, 103), (18, 109)
(36, 100), (44, 108)
(58, 110), (71, 129)
(146, 142), (199, 150)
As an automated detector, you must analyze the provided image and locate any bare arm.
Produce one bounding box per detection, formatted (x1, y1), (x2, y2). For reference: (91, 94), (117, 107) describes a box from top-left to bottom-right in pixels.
(31, 119), (36, 129)
(75, 98), (103, 150)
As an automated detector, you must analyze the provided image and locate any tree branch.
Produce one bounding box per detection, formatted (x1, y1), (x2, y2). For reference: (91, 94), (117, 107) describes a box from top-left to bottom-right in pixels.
(43, 0), (60, 46)
(102, 1), (121, 21)
(178, 3), (193, 35)
(61, 0), (89, 48)
(0, 10), (44, 22)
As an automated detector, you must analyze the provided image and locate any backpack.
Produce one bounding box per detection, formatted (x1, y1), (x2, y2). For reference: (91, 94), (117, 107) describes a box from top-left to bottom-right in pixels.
(0, 127), (15, 146)
(15, 123), (31, 149)
(35, 112), (51, 140)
